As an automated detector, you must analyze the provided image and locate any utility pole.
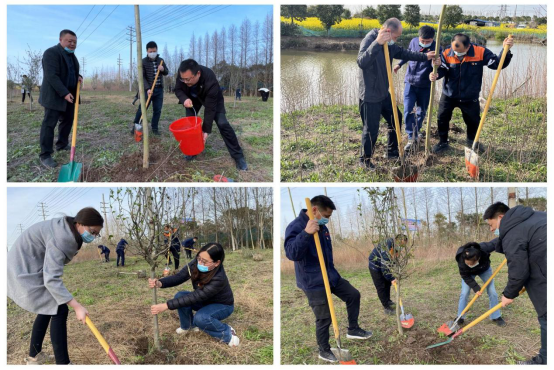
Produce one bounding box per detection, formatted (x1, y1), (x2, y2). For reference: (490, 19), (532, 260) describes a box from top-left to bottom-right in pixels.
(37, 202), (49, 221)
(127, 26), (134, 91)
(212, 188), (218, 243)
(81, 57), (86, 88)
(117, 54), (123, 82)
(508, 187), (517, 208)
(288, 188), (296, 218)
(100, 193), (111, 243)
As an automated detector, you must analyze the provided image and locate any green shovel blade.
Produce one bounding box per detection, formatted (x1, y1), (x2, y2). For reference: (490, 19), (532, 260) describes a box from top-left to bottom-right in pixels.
(58, 161), (82, 182)
(426, 336), (454, 349)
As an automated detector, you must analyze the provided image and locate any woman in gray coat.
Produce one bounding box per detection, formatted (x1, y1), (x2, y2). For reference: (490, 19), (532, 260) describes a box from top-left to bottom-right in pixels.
(7, 207), (104, 365)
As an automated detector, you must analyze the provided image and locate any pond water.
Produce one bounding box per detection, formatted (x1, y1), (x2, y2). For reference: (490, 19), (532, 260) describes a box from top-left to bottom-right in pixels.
(281, 39), (546, 112)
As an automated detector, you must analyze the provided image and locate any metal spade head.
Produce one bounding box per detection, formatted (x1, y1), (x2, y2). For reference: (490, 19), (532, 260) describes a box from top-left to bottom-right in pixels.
(437, 320), (459, 336)
(426, 335), (454, 349)
(400, 313), (414, 329)
(330, 347), (356, 365)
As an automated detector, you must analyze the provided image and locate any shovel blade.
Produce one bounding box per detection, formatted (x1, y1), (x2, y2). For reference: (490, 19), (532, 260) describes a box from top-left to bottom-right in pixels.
(400, 314), (415, 329)
(331, 347), (355, 364)
(437, 322), (455, 336)
(58, 161), (82, 182)
(465, 147), (479, 178)
(393, 164), (419, 182)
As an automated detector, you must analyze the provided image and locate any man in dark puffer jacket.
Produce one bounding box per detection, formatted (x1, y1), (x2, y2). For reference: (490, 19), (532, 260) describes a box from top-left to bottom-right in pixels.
(483, 202), (547, 365)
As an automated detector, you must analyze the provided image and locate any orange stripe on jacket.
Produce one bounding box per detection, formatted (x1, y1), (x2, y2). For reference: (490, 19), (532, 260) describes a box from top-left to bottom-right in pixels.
(443, 45), (486, 64)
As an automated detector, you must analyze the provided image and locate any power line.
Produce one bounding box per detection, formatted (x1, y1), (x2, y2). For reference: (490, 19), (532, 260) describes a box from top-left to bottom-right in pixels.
(75, 5), (96, 33)
(79, 5), (120, 47)
(78, 5), (106, 38)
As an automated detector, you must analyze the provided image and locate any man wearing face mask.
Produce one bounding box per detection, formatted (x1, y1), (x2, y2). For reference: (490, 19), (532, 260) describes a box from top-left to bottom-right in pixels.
(7, 207), (103, 364)
(285, 195), (372, 363)
(38, 29), (83, 168)
(132, 41), (168, 136)
(357, 18), (439, 170)
(454, 242), (505, 327)
(429, 34), (514, 154)
(482, 202), (546, 365)
(393, 25), (441, 153)
(175, 59), (247, 171)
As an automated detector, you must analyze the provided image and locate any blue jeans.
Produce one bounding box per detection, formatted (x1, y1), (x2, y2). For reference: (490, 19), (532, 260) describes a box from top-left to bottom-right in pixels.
(174, 291), (234, 343)
(116, 250), (125, 266)
(134, 86), (164, 131)
(457, 266), (501, 320)
(403, 83), (430, 140)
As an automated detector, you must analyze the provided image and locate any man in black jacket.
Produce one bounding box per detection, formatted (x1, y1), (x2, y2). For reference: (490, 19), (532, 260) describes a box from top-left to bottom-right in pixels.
(132, 41), (168, 136)
(175, 59), (247, 171)
(357, 18), (438, 170)
(484, 202), (547, 365)
(38, 29), (83, 168)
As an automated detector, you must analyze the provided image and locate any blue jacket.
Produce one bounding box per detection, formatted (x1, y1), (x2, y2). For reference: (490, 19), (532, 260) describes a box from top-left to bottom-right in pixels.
(98, 245), (110, 255)
(116, 239), (128, 252)
(436, 43), (512, 101)
(368, 239), (395, 281)
(398, 37), (440, 88)
(182, 238), (196, 249)
(284, 209), (341, 291)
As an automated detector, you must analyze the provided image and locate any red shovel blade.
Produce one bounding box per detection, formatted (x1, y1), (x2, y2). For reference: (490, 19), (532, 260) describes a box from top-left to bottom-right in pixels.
(340, 360), (357, 365)
(437, 322), (455, 336)
(401, 317), (414, 329)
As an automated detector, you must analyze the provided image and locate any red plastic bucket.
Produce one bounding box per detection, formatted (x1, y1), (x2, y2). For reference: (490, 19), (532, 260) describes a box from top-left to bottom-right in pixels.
(169, 116), (204, 156)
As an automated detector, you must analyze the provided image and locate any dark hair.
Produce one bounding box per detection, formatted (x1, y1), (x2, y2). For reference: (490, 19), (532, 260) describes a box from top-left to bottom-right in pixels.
(453, 34), (470, 48)
(146, 41), (158, 50)
(74, 207), (104, 227)
(383, 18), (402, 32)
(310, 195), (336, 211)
(419, 25), (435, 39)
(178, 59), (200, 75)
(192, 243), (225, 287)
(483, 202), (510, 220)
(193, 236), (198, 240)
(164, 224), (171, 229)
(461, 242), (481, 262)
(395, 234), (408, 242)
(60, 29), (76, 38)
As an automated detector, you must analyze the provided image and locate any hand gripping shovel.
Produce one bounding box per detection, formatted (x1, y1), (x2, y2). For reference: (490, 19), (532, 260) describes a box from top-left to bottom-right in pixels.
(428, 287), (525, 349)
(134, 60), (164, 142)
(85, 316), (121, 364)
(305, 198), (356, 365)
(465, 35), (513, 178)
(437, 258), (507, 336)
(392, 281), (414, 329)
(425, 5), (447, 155)
(383, 41), (418, 182)
(58, 81), (82, 182)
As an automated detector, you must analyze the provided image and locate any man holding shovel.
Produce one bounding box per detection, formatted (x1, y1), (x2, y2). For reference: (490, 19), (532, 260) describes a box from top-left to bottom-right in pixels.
(284, 195), (372, 363)
(483, 202), (546, 365)
(357, 18), (439, 170)
(38, 29), (83, 168)
(429, 34), (513, 154)
(131, 41), (168, 136)
(175, 59), (248, 171)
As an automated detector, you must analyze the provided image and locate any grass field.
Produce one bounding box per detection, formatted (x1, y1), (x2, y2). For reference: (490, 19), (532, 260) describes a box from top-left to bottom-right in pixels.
(7, 248), (273, 365)
(280, 96), (547, 182)
(7, 91), (273, 182)
(281, 244), (540, 365)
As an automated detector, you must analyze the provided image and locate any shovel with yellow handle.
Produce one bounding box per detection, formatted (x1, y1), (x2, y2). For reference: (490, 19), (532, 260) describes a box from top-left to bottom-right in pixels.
(427, 287), (524, 349)
(85, 316), (121, 364)
(134, 60), (164, 142)
(465, 35), (513, 178)
(58, 81), (82, 182)
(437, 258), (507, 335)
(392, 280), (414, 329)
(305, 198), (356, 365)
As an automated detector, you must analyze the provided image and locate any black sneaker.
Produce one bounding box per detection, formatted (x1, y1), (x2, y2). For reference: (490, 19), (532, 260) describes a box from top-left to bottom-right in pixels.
(359, 159), (376, 171)
(404, 140), (415, 154)
(386, 300), (396, 308)
(466, 139), (486, 153)
(384, 307), (395, 315)
(431, 141), (450, 154)
(517, 356), (544, 365)
(40, 156), (57, 168)
(493, 317), (506, 327)
(318, 349), (338, 363)
(457, 318), (465, 325)
(152, 130), (161, 136)
(386, 150), (400, 159)
(184, 155), (197, 161)
(235, 157), (248, 171)
(56, 145), (70, 151)
(346, 327), (372, 339)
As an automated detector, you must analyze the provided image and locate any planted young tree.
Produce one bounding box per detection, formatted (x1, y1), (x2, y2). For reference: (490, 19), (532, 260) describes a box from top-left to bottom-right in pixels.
(314, 5), (344, 36)
(7, 62), (19, 101)
(363, 187), (415, 335)
(22, 47), (42, 111)
(404, 5), (421, 29)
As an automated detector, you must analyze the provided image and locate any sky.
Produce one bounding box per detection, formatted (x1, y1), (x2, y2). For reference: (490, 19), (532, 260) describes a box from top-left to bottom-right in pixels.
(343, 4), (546, 17)
(7, 4), (272, 75)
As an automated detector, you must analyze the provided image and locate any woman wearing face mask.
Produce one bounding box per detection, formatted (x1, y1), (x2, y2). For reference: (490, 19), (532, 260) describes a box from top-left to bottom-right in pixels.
(454, 242), (505, 327)
(149, 243), (239, 347)
(7, 207), (104, 365)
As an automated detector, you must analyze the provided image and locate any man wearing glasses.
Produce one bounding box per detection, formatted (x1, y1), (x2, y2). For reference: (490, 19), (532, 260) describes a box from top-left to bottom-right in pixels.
(174, 59), (247, 171)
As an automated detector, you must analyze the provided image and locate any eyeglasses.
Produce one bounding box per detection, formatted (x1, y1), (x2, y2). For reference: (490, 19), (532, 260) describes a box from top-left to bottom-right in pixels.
(179, 73), (198, 83)
(86, 226), (101, 238)
(197, 256), (214, 265)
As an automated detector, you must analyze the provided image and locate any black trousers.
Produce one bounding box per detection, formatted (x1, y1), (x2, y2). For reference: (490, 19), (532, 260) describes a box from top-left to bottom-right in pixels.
(185, 248), (192, 259)
(369, 268), (392, 308)
(22, 92), (33, 103)
(171, 250), (180, 270)
(304, 278), (361, 351)
(538, 313), (547, 364)
(104, 252), (110, 262)
(186, 105), (244, 160)
(39, 104), (75, 159)
(436, 94), (481, 143)
(359, 95), (402, 161)
(116, 250), (125, 266)
(133, 86), (164, 131)
(29, 304), (70, 365)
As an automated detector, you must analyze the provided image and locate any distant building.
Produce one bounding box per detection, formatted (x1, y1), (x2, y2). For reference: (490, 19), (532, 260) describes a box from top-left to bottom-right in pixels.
(464, 19), (501, 27)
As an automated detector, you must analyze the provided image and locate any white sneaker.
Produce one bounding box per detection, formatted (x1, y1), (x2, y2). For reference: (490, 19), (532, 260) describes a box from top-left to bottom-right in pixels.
(228, 326), (240, 347)
(176, 327), (199, 334)
(24, 352), (54, 365)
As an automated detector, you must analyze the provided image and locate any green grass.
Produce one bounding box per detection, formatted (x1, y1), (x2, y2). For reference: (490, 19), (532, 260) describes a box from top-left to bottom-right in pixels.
(7, 249), (273, 365)
(7, 91), (273, 182)
(281, 252), (540, 364)
(280, 96), (546, 182)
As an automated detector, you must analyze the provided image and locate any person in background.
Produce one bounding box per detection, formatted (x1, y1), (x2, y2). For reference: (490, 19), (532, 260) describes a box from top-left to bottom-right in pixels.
(98, 244), (110, 262)
(235, 87), (241, 101)
(116, 238), (128, 267)
(7, 207), (103, 365)
(182, 236), (198, 259)
(21, 74), (33, 104)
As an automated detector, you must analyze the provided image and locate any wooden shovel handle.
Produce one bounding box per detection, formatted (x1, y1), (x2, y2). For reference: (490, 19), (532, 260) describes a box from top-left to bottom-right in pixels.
(473, 35), (513, 147)
(305, 198), (340, 342)
(140, 59), (164, 122)
(69, 81), (81, 162)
